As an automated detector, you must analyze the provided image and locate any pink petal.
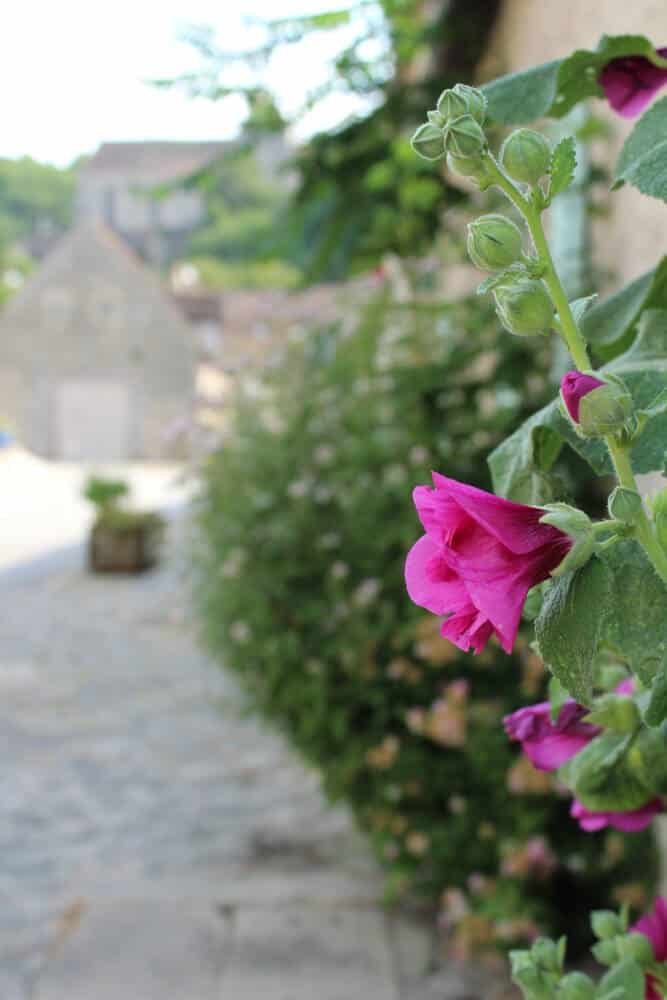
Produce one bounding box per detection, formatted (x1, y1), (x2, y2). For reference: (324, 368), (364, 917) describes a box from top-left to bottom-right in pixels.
(404, 535), (471, 617)
(523, 732), (595, 771)
(561, 371), (606, 422)
(430, 472), (567, 556)
(600, 48), (667, 118)
(440, 606), (494, 655)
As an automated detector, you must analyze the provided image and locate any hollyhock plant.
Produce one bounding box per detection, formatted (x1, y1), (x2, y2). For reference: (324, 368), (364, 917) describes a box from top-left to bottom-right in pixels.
(503, 700), (599, 771)
(634, 897), (667, 1000)
(599, 46), (667, 118)
(560, 370), (606, 423)
(570, 798), (663, 833)
(405, 474), (572, 654)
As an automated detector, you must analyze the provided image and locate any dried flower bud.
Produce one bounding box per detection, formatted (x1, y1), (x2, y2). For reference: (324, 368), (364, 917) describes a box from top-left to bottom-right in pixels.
(411, 122), (446, 161)
(445, 114), (486, 158)
(493, 278), (554, 336)
(500, 128), (551, 185)
(466, 214), (523, 270)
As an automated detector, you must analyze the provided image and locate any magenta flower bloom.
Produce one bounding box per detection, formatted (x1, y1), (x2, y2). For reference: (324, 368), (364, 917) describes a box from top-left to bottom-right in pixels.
(600, 47), (667, 118)
(560, 371), (606, 423)
(405, 473), (572, 654)
(633, 897), (667, 1000)
(503, 700), (599, 771)
(570, 797), (663, 833)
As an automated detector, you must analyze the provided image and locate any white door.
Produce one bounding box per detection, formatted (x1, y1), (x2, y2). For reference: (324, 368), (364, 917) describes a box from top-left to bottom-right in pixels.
(57, 380), (130, 460)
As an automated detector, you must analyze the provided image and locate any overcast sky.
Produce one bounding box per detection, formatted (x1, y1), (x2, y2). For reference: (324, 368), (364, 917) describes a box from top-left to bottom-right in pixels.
(0, 0), (366, 166)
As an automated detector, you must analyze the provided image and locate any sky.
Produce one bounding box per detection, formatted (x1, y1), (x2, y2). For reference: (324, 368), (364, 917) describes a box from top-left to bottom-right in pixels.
(0, 0), (367, 166)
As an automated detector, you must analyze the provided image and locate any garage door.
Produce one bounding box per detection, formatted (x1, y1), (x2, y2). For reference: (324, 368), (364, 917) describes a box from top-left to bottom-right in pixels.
(57, 380), (130, 461)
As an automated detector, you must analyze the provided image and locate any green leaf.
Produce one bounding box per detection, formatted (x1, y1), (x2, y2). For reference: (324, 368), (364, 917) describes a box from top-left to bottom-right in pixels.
(489, 310), (667, 499)
(569, 293), (598, 325)
(615, 95), (667, 202)
(596, 958), (645, 1000)
(581, 261), (667, 360)
(535, 558), (611, 703)
(483, 35), (667, 124)
(644, 661), (667, 725)
(548, 676), (571, 723)
(549, 136), (577, 198)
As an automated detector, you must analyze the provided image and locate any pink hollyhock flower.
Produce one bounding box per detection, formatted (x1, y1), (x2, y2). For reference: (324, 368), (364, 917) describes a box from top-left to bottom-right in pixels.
(560, 371), (606, 423)
(503, 700), (599, 771)
(633, 897), (667, 1000)
(570, 797), (663, 833)
(599, 47), (667, 118)
(405, 473), (572, 654)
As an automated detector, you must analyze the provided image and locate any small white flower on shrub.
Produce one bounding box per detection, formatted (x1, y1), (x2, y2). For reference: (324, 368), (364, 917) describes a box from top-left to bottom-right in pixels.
(229, 622), (251, 643)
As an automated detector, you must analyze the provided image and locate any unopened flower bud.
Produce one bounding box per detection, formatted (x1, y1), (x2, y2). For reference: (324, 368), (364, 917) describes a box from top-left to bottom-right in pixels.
(650, 488), (667, 551)
(493, 278), (554, 336)
(451, 83), (487, 125)
(445, 114), (486, 158)
(411, 123), (446, 161)
(584, 694), (640, 733)
(467, 214), (523, 270)
(608, 487), (643, 522)
(557, 972), (596, 1000)
(561, 371), (633, 436)
(501, 128), (551, 185)
(436, 88), (468, 123)
(617, 932), (655, 966)
(427, 109), (446, 128)
(591, 910), (623, 940)
(592, 938), (619, 966)
(447, 152), (493, 189)
(531, 937), (562, 973)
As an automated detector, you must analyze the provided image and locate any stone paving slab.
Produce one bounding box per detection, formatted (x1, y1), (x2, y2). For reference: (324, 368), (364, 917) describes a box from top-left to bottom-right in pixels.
(34, 899), (231, 1000)
(220, 904), (399, 1000)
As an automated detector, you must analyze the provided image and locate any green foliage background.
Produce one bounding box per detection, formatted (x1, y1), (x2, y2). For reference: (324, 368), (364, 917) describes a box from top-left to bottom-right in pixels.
(193, 286), (656, 953)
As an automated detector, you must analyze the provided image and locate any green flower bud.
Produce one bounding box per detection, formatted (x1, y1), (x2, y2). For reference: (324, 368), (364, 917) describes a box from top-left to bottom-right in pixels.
(592, 938), (620, 966)
(541, 503), (592, 539)
(557, 972), (596, 1000)
(650, 488), (667, 551)
(467, 214), (523, 271)
(577, 383), (633, 437)
(493, 278), (554, 337)
(436, 88), (468, 123)
(445, 114), (486, 158)
(500, 128), (551, 185)
(608, 487), (643, 522)
(427, 109), (446, 128)
(451, 83), (487, 124)
(617, 932), (655, 966)
(531, 937), (562, 973)
(446, 152), (493, 189)
(411, 122), (446, 161)
(584, 694), (640, 733)
(592, 910), (623, 941)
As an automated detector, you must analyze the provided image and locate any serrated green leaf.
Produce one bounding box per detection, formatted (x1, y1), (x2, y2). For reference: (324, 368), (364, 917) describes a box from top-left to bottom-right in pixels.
(550, 136), (577, 198)
(535, 558), (611, 703)
(483, 35), (667, 124)
(489, 311), (667, 499)
(615, 95), (667, 201)
(597, 958), (645, 1000)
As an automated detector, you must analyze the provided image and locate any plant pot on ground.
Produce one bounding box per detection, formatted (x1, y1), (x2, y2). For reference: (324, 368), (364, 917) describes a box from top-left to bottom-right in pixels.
(83, 476), (165, 574)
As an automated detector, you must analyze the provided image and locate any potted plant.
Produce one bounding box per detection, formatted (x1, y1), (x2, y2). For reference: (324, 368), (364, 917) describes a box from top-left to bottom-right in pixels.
(84, 475), (165, 573)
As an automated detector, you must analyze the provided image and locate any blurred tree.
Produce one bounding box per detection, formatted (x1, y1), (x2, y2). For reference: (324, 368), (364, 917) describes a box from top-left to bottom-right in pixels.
(159, 0), (501, 281)
(0, 157), (74, 245)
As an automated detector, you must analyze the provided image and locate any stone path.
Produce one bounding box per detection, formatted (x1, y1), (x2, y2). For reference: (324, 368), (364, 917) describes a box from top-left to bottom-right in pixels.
(0, 453), (515, 999)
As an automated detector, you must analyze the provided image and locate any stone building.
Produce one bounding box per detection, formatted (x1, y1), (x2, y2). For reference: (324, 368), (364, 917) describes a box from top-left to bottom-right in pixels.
(76, 141), (228, 265)
(0, 220), (195, 460)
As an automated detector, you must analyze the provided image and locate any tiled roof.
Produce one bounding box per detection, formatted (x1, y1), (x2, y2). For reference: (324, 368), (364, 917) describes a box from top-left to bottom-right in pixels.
(81, 141), (229, 181)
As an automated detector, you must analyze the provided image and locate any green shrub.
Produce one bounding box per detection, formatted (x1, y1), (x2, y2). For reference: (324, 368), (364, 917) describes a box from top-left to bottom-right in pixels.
(83, 475), (129, 511)
(193, 286), (655, 955)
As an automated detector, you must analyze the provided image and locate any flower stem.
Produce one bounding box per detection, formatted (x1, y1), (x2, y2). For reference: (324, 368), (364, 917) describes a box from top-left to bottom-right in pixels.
(484, 152), (667, 584)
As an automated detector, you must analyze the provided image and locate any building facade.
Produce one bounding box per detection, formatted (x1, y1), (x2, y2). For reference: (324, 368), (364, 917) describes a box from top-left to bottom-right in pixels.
(0, 221), (195, 460)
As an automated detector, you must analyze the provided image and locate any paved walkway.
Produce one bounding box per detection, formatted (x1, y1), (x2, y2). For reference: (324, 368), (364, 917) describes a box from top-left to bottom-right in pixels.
(0, 452), (514, 999)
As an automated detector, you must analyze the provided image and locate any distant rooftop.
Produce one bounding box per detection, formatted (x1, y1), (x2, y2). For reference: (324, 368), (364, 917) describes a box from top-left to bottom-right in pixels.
(82, 141), (229, 182)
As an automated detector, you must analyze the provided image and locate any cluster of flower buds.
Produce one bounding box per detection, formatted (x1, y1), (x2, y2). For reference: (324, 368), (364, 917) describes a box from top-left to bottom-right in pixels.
(411, 84), (489, 182)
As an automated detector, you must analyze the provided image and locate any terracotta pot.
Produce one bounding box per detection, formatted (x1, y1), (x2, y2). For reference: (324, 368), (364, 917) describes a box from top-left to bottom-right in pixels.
(88, 520), (162, 574)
